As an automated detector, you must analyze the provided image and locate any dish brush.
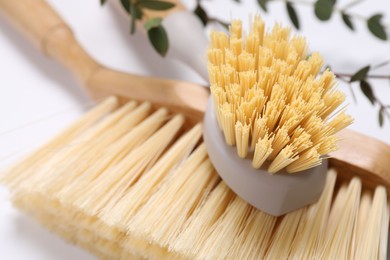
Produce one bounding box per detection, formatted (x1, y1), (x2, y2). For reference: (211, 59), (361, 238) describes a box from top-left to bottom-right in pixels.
(3, 98), (389, 260)
(203, 17), (353, 215)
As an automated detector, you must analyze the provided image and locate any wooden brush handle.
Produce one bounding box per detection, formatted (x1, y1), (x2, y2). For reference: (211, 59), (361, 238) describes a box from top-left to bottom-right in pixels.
(0, 0), (101, 84)
(0, 0), (208, 122)
(330, 129), (390, 193)
(0, 0), (183, 84)
(1, 0), (390, 193)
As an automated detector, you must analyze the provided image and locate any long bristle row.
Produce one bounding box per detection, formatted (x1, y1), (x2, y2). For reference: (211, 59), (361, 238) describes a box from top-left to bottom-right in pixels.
(0, 97), (386, 260)
(208, 16), (353, 173)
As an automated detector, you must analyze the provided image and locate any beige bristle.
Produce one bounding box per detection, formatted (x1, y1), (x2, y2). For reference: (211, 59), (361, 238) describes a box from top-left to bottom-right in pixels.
(286, 146), (321, 173)
(218, 103), (236, 146)
(278, 105), (304, 134)
(317, 135), (338, 155)
(252, 134), (274, 169)
(235, 122), (250, 158)
(264, 209), (305, 259)
(268, 145), (298, 173)
(73, 114), (184, 215)
(208, 15), (352, 173)
(149, 161), (220, 247)
(289, 127), (312, 154)
(353, 192), (372, 259)
(318, 178), (361, 259)
(320, 89), (347, 119)
(268, 126), (290, 160)
(172, 182), (235, 257)
(289, 169), (337, 259)
(58, 107), (169, 204)
(250, 115), (268, 149)
(197, 197), (253, 259)
(39, 101), (149, 195)
(328, 112), (354, 133)
(229, 19), (242, 39)
(210, 31), (229, 50)
(226, 210), (276, 259)
(354, 186), (389, 260)
(128, 144), (209, 237)
(101, 124), (203, 227)
(0, 97), (119, 188)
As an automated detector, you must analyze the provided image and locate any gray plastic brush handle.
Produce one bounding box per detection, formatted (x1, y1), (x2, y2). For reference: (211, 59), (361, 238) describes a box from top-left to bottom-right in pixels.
(162, 11), (209, 81)
(203, 97), (327, 216)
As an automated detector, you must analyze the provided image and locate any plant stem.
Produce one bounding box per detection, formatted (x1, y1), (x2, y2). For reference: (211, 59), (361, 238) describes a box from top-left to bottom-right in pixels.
(340, 0), (364, 10)
(274, 0), (390, 29)
(334, 73), (390, 80)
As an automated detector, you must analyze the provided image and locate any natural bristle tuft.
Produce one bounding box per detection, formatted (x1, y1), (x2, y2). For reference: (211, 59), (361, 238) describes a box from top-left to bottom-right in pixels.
(208, 15), (353, 173)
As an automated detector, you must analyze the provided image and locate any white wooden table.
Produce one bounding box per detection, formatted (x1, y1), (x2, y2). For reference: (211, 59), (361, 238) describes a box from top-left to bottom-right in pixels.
(0, 0), (389, 258)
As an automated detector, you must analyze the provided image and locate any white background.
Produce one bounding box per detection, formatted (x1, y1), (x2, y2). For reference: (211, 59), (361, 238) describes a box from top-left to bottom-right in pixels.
(0, 0), (389, 259)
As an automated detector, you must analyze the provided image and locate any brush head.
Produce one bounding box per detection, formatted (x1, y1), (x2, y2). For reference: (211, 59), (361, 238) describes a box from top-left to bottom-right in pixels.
(204, 16), (353, 215)
(204, 98), (327, 216)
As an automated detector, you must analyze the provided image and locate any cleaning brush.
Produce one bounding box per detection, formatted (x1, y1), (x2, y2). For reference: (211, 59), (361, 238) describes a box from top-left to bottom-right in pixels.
(203, 16), (355, 215)
(3, 99), (389, 259)
(1, 0), (390, 259)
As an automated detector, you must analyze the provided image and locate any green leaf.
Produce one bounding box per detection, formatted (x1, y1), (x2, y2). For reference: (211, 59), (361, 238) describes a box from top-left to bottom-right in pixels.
(314, 0), (335, 21)
(286, 2), (300, 30)
(360, 80), (376, 105)
(378, 107), (384, 127)
(120, 0), (130, 13)
(341, 13), (354, 31)
(138, 0), (175, 10)
(144, 17), (163, 31)
(367, 14), (387, 40)
(148, 25), (169, 56)
(194, 4), (208, 26)
(100, 0), (107, 6)
(350, 66), (370, 82)
(258, 0), (269, 12)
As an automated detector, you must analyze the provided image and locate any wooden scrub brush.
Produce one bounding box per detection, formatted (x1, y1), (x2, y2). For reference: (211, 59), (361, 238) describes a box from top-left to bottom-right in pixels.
(203, 17), (353, 215)
(1, 0), (390, 259)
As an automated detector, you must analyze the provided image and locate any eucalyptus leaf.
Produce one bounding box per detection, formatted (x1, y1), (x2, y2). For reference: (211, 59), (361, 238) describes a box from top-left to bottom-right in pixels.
(350, 66), (370, 82)
(120, 0), (130, 13)
(144, 17), (163, 31)
(341, 13), (354, 31)
(258, 0), (268, 12)
(194, 4), (208, 26)
(148, 25), (169, 56)
(100, 0), (107, 6)
(138, 0), (175, 10)
(378, 108), (384, 127)
(367, 14), (387, 40)
(360, 80), (375, 105)
(314, 0), (334, 21)
(286, 2), (300, 29)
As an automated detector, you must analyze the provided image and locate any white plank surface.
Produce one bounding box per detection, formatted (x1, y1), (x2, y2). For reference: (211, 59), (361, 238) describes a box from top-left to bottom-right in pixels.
(0, 0), (389, 259)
